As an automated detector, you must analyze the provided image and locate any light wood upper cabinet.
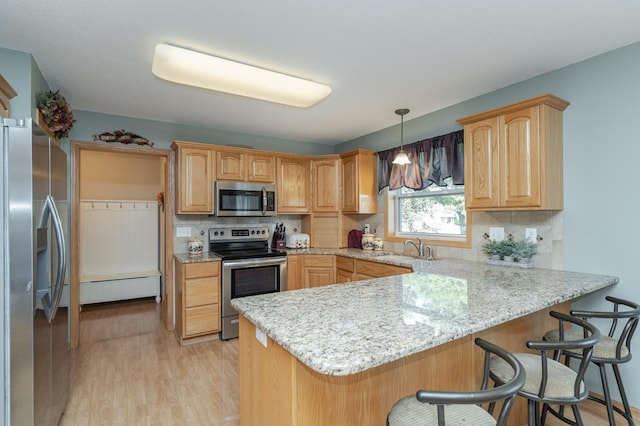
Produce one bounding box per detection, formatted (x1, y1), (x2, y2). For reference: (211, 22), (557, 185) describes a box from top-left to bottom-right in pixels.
(0, 74), (17, 118)
(216, 150), (244, 181)
(247, 153), (276, 182)
(340, 150), (377, 214)
(216, 149), (276, 183)
(312, 156), (340, 212)
(277, 156), (311, 214)
(457, 94), (569, 211)
(172, 141), (214, 214)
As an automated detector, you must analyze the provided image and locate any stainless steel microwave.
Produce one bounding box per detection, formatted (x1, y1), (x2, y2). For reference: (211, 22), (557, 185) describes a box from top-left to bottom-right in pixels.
(214, 181), (277, 216)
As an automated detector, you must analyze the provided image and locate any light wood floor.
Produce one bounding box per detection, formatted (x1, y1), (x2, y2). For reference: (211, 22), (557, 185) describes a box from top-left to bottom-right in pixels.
(60, 299), (239, 426)
(59, 298), (634, 425)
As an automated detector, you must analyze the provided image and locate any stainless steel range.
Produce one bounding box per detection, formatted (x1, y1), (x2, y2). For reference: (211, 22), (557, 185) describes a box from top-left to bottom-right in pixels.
(209, 225), (287, 340)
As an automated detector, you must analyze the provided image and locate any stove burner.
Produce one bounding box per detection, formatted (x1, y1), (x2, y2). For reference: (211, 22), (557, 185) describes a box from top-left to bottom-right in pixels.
(208, 225), (287, 260)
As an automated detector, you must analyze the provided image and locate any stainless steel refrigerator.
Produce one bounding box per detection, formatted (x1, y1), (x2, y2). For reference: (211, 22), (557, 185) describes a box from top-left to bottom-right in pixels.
(1, 117), (70, 425)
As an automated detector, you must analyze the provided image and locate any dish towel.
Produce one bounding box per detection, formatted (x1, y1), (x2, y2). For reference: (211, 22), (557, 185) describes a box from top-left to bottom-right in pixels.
(347, 229), (363, 249)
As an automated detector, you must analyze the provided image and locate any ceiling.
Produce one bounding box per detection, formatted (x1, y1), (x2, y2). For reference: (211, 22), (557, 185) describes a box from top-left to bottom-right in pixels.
(2, 1), (640, 146)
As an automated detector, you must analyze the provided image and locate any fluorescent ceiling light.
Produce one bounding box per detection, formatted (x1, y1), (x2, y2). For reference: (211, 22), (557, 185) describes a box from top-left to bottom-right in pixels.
(152, 43), (332, 108)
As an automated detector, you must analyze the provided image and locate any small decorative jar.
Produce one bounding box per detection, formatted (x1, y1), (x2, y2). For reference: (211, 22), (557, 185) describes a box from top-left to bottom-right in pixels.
(187, 238), (203, 256)
(373, 238), (384, 251)
(361, 233), (375, 250)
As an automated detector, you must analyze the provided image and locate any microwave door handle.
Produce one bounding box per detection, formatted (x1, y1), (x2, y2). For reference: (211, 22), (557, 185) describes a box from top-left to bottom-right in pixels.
(262, 187), (267, 216)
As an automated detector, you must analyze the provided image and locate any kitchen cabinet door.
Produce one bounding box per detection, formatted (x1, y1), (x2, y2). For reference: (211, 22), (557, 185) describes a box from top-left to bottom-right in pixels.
(286, 255), (303, 290)
(277, 156), (311, 214)
(173, 142), (214, 214)
(216, 150), (245, 181)
(340, 150), (377, 214)
(464, 117), (500, 209)
(303, 255), (335, 288)
(312, 157), (340, 212)
(247, 153), (276, 183)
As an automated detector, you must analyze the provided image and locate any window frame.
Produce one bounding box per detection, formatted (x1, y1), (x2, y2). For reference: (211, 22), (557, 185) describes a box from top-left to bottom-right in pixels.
(384, 187), (472, 248)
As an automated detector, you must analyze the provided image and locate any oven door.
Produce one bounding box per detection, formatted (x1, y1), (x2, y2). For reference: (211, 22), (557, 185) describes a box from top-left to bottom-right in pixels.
(221, 256), (287, 339)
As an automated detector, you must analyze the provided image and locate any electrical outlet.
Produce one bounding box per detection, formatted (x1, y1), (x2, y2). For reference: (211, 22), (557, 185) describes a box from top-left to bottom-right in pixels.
(176, 227), (191, 237)
(525, 228), (537, 243)
(489, 227), (504, 241)
(255, 328), (267, 347)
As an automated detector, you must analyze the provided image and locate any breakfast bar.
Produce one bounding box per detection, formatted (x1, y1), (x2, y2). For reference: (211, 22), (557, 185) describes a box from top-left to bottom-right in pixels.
(231, 258), (618, 425)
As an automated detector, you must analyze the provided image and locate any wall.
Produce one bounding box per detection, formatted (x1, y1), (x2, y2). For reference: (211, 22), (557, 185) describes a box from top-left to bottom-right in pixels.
(79, 150), (163, 200)
(338, 40), (640, 406)
(70, 110), (334, 156)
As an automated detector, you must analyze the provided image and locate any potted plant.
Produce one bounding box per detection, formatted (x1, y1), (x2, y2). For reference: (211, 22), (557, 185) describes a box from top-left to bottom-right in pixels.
(513, 240), (537, 263)
(481, 239), (502, 260)
(498, 239), (517, 262)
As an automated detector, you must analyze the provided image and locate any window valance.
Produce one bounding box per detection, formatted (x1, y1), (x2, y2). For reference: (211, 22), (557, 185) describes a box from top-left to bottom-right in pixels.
(377, 129), (464, 191)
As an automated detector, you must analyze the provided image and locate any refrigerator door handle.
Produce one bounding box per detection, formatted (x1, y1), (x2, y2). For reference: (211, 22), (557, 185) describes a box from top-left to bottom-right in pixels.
(38, 194), (67, 322)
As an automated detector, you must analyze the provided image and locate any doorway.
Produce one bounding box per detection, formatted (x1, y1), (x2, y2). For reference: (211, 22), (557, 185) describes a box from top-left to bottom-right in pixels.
(70, 141), (174, 348)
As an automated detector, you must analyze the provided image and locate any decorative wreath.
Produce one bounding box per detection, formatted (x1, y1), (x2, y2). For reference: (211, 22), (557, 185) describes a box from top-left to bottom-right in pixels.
(37, 90), (76, 139)
(94, 130), (154, 147)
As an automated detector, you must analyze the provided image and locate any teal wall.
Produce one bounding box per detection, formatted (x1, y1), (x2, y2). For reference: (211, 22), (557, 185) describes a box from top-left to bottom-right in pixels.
(339, 41), (640, 406)
(0, 48), (36, 117)
(69, 110), (334, 155)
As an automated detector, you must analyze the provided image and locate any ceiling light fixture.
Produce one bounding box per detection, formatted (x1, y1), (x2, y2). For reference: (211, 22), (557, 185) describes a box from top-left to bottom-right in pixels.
(151, 43), (332, 108)
(392, 108), (411, 165)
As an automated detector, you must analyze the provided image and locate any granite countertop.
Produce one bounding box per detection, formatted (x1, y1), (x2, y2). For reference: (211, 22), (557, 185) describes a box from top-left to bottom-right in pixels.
(174, 252), (222, 264)
(231, 257), (618, 376)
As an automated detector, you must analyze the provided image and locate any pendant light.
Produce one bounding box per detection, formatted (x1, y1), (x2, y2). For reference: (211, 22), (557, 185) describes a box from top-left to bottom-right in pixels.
(392, 108), (411, 165)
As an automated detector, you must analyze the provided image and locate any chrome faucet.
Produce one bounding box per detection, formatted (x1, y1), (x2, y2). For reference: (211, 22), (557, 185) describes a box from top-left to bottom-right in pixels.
(404, 238), (434, 259)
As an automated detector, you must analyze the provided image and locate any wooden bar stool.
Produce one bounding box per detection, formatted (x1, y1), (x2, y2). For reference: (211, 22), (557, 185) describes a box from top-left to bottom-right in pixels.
(386, 338), (525, 426)
(543, 296), (639, 425)
(490, 311), (600, 426)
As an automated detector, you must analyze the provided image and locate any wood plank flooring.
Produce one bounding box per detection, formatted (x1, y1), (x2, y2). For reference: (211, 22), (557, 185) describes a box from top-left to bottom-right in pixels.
(60, 298), (635, 425)
(60, 299), (239, 426)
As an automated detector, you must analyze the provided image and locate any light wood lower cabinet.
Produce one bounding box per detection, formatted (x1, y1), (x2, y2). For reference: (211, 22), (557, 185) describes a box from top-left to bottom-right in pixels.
(336, 256), (412, 282)
(287, 255), (303, 290)
(335, 256), (355, 283)
(303, 255), (335, 288)
(175, 260), (221, 345)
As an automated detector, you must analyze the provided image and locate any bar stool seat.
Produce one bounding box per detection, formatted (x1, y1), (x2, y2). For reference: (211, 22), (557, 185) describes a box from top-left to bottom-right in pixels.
(545, 327), (629, 360)
(543, 296), (639, 426)
(491, 353), (584, 399)
(387, 338), (525, 426)
(489, 311), (600, 426)
(388, 396), (498, 426)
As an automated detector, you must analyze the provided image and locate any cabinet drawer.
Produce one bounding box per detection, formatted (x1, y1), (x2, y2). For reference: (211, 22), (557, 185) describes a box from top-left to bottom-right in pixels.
(303, 255), (334, 268)
(185, 277), (219, 307)
(185, 304), (219, 336)
(356, 260), (412, 277)
(185, 261), (220, 279)
(335, 255), (354, 272)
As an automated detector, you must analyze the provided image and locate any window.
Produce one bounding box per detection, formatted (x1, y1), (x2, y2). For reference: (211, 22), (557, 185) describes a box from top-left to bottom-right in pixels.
(386, 178), (470, 246)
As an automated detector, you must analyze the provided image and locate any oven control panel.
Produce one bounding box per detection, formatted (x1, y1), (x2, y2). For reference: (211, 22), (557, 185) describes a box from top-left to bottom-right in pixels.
(208, 225), (269, 242)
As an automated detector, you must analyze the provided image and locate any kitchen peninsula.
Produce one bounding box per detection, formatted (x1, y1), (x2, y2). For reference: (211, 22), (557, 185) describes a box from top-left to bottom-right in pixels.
(231, 257), (618, 425)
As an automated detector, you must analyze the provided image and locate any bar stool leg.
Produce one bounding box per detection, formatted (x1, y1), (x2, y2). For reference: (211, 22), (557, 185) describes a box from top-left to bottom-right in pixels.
(612, 363), (634, 426)
(571, 404), (584, 426)
(597, 362), (617, 425)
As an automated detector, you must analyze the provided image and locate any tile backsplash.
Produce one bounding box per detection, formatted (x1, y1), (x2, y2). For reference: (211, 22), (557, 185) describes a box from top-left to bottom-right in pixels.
(355, 209), (563, 270)
(173, 214), (303, 254)
(175, 208), (563, 270)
